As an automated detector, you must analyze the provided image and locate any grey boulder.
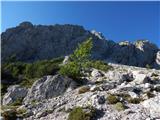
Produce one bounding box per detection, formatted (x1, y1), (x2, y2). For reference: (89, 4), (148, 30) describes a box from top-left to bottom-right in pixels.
(24, 75), (76, 103)
(2, 85), (28, 105)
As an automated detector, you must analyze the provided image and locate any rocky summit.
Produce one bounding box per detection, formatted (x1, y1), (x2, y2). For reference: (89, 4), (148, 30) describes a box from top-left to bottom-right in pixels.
(1, 22), (160, 69)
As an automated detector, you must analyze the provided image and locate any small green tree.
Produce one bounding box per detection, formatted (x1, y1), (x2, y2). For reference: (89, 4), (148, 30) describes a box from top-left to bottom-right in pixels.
(70, 37), (93, 63)
(59, 37), (93, 79)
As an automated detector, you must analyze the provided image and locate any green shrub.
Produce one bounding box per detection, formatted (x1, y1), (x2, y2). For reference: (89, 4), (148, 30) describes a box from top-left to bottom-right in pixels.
(114, 102), (126, 111)
(59, 62), (82, 79)
(2, 62), (26, 80)
(20, 78), (38, 88)
(78, 86), (90, 94)
(2, 109), (17, 120)
(31, 99), (38, 105)
(16, 108), (27, 115)
(2, 57), (63, 88)
(151, 73), (159, 77)
(25, 58), (62, 79)
(107, 94), (119, 104)
(68, 106), (95, 120)
(1, 84), (10, 97)
(146, 64), (151, 69)
(68, 107), (86, 120)
(146, 92), (155, 98)
(114, 93), (131, 101)
(127, 98), (143, 104)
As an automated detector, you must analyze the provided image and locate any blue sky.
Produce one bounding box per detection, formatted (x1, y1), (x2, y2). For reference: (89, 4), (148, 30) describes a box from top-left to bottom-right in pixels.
(1, 1), (160, 47)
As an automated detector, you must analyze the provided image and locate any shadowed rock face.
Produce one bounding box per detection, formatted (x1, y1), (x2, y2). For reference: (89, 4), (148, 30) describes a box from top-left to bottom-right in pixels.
(1, 21), (160, 69)
(1, 22), (108, 62)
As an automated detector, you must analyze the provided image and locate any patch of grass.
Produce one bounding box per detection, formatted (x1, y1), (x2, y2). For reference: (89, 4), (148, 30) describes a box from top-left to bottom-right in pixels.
(107, 94), (119, 104)
(114, 102), (126, 111)
(127, 98), (143, 104)
(1, 105), (18, 111)
(20, 78), (39, 88)
(68, 106), (96, 120)
(31, 99), (38, 105)
(146, 92), (155, 98)
(155, 86), (160, 92)
(84, 60), (112, 72)
(45, 109), (53, 114)
(16, 108), (27, 115)
(151, 73), (159, 77)
(115, 93), (131, 101)
(78, 86), (90, 94)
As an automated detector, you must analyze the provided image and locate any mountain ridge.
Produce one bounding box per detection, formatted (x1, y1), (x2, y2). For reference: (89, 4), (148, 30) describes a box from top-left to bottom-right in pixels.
(1, 21), (160, 69)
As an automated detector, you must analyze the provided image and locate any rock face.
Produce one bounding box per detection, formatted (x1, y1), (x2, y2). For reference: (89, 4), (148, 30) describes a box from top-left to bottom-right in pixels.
(2, 85), (28, 105)
(1, 22), (160, 68)
(1, 22), (108, 62)
(107, 40), (159, 68)
(24, 75), (76, 103)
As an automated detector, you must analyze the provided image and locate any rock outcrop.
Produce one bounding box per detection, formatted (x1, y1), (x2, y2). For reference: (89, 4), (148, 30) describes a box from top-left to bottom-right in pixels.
(2, 85), (28, 105)
(24, 75), (76, 103)
(1, 22), (160, 69)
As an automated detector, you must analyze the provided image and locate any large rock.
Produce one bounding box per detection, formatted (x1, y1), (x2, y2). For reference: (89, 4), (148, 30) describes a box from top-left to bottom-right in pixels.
(142, 94), (160, 118)
(91, 69), (103, 78)
(24, 75), (76, 103)
(62, 56), (69, 65)
(2, 85), (28, 105)
(105, 71), (133, 84)
(132, 71), (151, 84)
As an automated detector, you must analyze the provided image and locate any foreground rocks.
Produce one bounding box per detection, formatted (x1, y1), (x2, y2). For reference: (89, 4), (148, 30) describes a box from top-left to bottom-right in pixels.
(2, 85), (28, 105)
(1, 63), (160, 120)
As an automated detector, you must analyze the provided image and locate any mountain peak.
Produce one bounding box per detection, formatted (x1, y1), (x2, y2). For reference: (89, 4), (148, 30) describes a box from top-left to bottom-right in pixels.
(19, 21), (33, 28)
(1, 22), (160, 69)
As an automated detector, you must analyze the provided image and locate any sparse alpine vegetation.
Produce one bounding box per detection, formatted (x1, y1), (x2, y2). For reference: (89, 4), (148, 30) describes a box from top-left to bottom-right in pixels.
(1, 57), (63, 95)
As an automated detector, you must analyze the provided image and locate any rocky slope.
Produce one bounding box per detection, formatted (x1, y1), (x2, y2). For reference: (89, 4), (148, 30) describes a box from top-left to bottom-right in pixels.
(1, 22), (160, 69)
(2, 62), (160, 120)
